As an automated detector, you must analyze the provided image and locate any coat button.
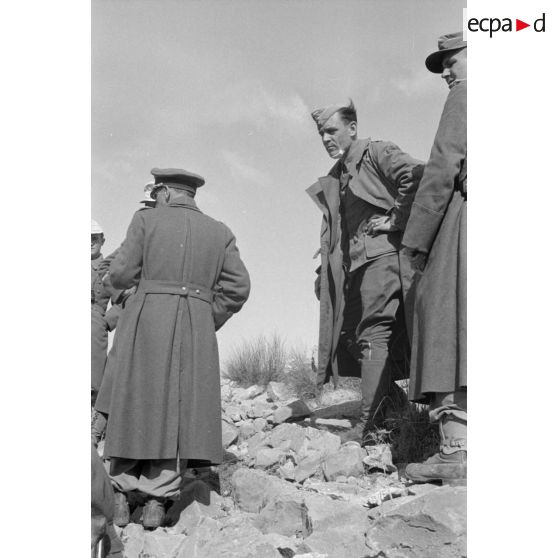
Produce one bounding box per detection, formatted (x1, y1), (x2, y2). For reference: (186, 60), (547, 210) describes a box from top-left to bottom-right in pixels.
(195, 289), (200, 294)
(181, 287), (186, 291)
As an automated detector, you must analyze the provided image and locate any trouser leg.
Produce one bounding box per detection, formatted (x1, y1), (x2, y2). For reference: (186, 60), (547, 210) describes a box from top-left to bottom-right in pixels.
(348, 255), (402, 430)
(91, 310), (108, 395)
(109, 458), (141, 494)
(137, 459), (187, 500)
(430, 390), (467, 454)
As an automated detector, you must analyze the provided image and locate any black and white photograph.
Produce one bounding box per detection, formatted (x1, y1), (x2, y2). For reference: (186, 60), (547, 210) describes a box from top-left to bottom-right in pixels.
(90, 1), (467, 556)
(64, 0), (558, 556)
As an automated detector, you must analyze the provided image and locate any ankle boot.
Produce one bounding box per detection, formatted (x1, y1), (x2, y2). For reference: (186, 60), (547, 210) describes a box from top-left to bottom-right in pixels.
(113, 491), (130, 527)
(405, 415), (467, 484)
(142, 498), (166, 529)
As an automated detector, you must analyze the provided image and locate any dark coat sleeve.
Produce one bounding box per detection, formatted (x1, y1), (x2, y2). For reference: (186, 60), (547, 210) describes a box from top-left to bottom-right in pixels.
(369, 142), (424, 230)
(402, 84), (467, 254)
(109, 212), (145, 290)
(212, 226), (250, 331)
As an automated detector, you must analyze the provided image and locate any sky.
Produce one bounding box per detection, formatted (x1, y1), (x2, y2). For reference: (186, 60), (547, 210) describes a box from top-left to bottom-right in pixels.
(92, 0), (466, 364)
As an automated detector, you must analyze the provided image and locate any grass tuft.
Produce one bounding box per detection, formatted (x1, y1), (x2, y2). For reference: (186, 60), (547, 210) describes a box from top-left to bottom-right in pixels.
(284, 349), (320, 399)
(224, 334), (287, 387)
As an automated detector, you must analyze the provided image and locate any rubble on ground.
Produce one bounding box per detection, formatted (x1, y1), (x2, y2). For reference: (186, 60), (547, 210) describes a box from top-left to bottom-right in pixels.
(112, 378), (466, 558)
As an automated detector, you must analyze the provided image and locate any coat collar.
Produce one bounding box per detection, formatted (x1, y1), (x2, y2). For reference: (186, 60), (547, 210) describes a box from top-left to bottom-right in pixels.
(306, 137), (370, 215)
(343, 138), (369, 175)
(167, 195), (201, 213)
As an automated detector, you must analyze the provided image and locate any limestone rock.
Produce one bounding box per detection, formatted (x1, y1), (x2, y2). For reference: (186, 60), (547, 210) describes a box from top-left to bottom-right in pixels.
(176, 520), (283, 558)
(119, 523), (145, 558)
(362, 444), (397, 474)
(303, 479), (371, 507)
(231, 468), (298, 513)
(269, 423), (306, 453)
(224, 405), (243, 422)
(167, 479), (224, 529)
(238, 420), (257, 440)
(255, 447), (286, 469)
(253, 417), (268, 432)
(248, 401), (270, 419)
(233, 384), (266, 401)
(222, 420), (239, 448)
(313, 399), (361, 419)
(247, 431), (271, 458)
(322, 442), (365, 481)
(303, 492), (370, 558)
(142, 528), (185, 558)
(267, 381), (296, 402)
(255, 497), (312, 538)
(293, 451), (323, 483)
(314, 418), (352, 429)
(365, 486), (467, 558)
(259, 533), (302, 556)
(272, 399), (313, 424)
(305, 427), (341, 457)
(277, 459), (296, 481)
(303, 491), (370, 533)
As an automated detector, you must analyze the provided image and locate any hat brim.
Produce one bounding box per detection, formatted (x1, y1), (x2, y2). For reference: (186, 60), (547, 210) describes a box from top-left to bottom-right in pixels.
(425, 45), (466, 74)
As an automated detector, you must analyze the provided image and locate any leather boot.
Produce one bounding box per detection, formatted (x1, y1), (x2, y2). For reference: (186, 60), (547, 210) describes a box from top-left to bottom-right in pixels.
(405, 415), (467, 484)
(142, 498), (166, 529)
(113, 491), (130, 527)
(346, 358), (391, 446)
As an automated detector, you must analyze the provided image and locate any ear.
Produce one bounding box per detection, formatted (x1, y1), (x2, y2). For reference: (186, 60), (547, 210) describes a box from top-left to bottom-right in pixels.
(348, 121), (357, 138)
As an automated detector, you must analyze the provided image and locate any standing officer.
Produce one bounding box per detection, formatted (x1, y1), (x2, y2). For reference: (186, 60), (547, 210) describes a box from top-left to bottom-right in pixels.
(92, 182), (156, 445)
(104, 168), (250, 529)
(402, 32), (467, 483)
(91, 220), (119, 402)
(308, 101), (424, 444)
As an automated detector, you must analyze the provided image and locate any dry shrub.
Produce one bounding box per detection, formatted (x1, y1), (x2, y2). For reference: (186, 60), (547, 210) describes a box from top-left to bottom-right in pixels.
(284, 349), (320, 399)
(378, 381), (440, 463)
(224, 334), (287, 387)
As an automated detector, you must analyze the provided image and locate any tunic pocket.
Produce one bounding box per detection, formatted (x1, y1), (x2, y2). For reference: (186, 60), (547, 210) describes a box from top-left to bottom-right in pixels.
(364, 232), (400, 259)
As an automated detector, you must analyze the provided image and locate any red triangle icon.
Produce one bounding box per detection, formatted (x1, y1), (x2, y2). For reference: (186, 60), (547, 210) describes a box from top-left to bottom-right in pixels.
(516, 19), (530, 31)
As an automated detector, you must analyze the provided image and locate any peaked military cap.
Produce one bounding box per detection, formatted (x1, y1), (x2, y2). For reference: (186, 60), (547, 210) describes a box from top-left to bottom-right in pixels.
(425, 31), (467, 74)
(150, 168), (205, 190)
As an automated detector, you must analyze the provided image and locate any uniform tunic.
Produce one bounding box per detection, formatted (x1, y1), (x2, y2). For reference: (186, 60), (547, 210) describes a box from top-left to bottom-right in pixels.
(402, 82), (467, 402)
(307, 139), (424, 386)
(103, 196), (250, 464)
(91, 254), (112, 393)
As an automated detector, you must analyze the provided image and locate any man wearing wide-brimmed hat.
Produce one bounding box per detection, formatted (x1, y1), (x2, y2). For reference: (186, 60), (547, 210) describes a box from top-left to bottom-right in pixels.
(307, 101), (424, 444)
(402, 32), (467, 483)
(103, 168), (250, 529)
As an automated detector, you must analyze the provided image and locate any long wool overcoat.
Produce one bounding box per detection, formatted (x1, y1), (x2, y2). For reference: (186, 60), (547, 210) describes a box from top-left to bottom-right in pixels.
(103, 196), (250, 463)
(402, 82), (467, 402)
(307, 139), (424, 388)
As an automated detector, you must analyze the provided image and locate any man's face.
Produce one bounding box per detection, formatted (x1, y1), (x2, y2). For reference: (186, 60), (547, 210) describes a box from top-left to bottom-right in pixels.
(91, 234), (104, 259)
(319, 112), (357, 159)
(441, 48), (467, 89)
(152, 185), (170, 206)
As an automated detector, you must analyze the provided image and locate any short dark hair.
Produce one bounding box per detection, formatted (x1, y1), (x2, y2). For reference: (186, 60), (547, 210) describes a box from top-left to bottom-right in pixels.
(337, 99), (357, 124)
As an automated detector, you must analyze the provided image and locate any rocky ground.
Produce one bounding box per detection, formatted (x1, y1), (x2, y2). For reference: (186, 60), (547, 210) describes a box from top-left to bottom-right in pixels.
(104, 379), (466, 558)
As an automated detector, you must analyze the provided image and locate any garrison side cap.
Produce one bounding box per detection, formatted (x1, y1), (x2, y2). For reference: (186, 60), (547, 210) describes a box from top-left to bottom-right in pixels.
(425, 31), (467, 74)
(150, 168), (205, 189)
